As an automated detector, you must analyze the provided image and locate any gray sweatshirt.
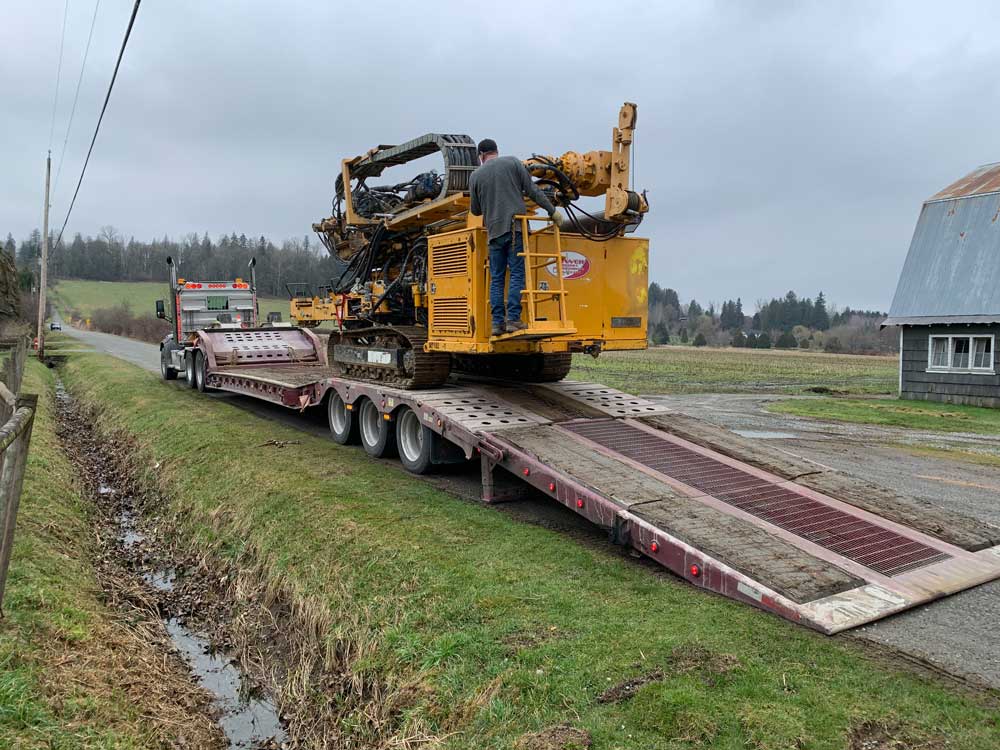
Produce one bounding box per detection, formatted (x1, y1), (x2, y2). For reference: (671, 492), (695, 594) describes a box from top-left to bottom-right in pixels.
(469, 155), (556, 240)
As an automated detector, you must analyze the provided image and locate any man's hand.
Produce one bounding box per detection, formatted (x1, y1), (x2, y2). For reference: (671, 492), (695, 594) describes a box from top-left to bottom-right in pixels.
(550, 211), (565, 228)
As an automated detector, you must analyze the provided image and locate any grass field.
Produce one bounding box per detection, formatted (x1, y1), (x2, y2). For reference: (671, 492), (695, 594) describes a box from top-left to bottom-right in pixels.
(0, 362), (155, 748)
(769, 397), (1000, 435)
(570, 345), (898, 395)
(57, 353), (1000, 749)
(52, 278), (288, 320)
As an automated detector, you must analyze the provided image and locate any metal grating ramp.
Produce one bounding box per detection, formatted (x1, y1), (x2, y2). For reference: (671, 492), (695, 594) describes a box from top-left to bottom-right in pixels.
(562, 419), (950, 577)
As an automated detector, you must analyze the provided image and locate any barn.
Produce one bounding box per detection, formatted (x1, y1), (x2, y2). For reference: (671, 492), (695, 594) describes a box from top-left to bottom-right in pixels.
(884, 163), (1000, 408)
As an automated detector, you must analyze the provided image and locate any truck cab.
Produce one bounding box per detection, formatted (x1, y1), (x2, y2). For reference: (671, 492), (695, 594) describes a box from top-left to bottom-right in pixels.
(156, 256), (259, 382)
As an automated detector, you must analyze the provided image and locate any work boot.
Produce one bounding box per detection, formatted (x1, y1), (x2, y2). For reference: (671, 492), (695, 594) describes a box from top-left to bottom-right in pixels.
(491, 322), (505, 337)
(506, 320), (527, 333)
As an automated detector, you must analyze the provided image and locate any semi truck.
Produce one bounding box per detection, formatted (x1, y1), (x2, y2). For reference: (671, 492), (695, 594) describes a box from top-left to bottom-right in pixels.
(152, 104), (1000, 634)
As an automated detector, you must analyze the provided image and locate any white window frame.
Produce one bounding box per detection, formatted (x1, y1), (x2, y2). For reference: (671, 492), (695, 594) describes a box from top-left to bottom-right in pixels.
(926, 334), (995, 374)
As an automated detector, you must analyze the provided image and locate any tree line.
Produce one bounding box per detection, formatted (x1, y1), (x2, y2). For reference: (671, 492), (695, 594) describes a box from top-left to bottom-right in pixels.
(6, 228), (335, 299)
(648, 283), (893, 354)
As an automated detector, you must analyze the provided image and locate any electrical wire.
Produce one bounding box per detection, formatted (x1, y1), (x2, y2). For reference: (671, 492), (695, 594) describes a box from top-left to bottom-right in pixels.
(48, 0), (70, 151)
(54, 0), (142, 248)
(54, 0), (102, 199)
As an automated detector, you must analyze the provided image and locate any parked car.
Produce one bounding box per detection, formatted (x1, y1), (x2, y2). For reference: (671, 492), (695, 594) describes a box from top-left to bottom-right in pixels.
(49, 322), (62, 331)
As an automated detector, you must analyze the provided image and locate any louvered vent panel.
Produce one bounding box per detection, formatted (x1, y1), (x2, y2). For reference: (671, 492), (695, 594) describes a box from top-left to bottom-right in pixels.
(431, 297), (470, 334)
(431, 241), (468, 277)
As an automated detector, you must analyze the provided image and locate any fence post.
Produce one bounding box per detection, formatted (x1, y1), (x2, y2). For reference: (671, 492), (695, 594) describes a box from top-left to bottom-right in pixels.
(0, 398), (37, 614)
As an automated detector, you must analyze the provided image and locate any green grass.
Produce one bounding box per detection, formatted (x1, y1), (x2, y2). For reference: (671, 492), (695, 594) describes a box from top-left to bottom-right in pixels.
(52, 278), (287, 321)
(570, 345), (897, 395)
(60, 353), (1000, 749)
(769, 396), (1000, 435)
(0, 362), (154, 748)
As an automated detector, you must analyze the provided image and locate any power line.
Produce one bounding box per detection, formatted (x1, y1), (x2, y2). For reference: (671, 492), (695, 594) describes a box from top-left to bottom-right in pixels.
(54, 0), (103, 200)
(47, 0), (71, 150)
(55, 0), (142, 248)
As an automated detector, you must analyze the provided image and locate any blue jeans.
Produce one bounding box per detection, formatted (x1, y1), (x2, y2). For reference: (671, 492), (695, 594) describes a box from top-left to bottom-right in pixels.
(488, 231), (524, 327)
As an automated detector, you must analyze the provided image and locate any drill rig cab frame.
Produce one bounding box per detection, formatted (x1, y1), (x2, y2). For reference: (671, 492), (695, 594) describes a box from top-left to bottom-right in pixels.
(301, 102), (651, 389)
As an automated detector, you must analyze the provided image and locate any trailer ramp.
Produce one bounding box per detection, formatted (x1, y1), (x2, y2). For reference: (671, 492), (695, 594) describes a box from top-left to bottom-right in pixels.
(478, 383), (1000, 634)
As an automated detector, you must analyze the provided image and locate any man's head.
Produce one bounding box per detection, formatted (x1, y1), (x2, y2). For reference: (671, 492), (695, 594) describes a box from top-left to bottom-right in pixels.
(477, 138), (498, 164)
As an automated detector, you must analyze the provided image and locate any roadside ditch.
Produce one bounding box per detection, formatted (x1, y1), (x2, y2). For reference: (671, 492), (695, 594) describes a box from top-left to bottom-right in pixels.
(48, 371), (418, 749)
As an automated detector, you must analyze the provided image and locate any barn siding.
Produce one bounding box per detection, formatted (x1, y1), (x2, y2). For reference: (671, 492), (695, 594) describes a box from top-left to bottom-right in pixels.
(899, 324), (1000, 407)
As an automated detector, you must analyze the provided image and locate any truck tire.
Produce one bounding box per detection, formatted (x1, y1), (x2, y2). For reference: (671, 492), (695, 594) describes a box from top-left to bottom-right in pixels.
(396, 406), (434, 474)
(195, 350), (211, 393)
(160, 352), (177, 380)
(357, 398), (397, 459)
(327, 391), (359, 445)
(185, 352), (198, 389)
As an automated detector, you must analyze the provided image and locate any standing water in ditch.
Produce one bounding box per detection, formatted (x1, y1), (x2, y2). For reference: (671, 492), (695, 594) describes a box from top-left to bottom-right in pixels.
(55, 379), (287, 749)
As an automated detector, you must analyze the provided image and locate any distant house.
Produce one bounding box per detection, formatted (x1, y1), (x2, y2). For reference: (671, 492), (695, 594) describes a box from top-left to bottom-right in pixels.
(884, 163), (1000, 408)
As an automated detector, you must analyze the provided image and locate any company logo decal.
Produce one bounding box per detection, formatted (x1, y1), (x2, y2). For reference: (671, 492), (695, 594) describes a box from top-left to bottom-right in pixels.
(546, 251), (591, 280)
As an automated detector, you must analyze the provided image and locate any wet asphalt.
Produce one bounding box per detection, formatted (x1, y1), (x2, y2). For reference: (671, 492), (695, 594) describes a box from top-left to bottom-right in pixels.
(55, 318), (1000, 690)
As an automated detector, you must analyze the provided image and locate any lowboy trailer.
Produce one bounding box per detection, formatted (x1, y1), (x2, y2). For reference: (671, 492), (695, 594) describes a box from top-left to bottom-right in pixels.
(166, 325), (1000, 635)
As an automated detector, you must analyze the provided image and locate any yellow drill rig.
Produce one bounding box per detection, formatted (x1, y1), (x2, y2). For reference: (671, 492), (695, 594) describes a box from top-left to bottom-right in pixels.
(291, 102), (650, 388)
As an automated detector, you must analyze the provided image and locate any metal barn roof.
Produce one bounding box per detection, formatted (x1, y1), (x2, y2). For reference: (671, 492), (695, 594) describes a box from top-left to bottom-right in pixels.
(884, 164), (1000, 326)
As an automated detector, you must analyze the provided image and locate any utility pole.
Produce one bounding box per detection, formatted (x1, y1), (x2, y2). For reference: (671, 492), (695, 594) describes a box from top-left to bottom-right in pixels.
(36, 153), (51, 360)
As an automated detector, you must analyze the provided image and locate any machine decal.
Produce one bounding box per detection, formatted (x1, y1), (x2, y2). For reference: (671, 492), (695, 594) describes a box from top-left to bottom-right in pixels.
(547, 251), (591, 280)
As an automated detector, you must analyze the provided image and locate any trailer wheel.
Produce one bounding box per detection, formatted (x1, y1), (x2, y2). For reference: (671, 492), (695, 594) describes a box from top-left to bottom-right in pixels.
(194, 350), (210, 393)
(160, 352), (177, 380)
(396, 406), (434, 474)
(357, 398), (397, 459)
(185, 352), (198, 389)
(327, 391), (359, 445)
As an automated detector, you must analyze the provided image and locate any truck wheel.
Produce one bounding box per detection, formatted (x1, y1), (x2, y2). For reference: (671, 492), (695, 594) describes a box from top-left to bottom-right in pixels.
(195, 350), (211, 393)
(396, 406), (434, 474)
(185, 353), (198, 389)
(357, 398), (397, 459)
(327, 391), (359, 445)
(160, 352), (177, 380)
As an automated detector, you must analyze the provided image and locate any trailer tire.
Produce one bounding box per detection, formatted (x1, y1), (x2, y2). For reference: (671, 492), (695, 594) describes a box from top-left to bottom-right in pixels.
(396, 406), (434, 474)
(195, 350), (210, 393)
(327, 391), (359, 445)
(185, 352), (198, 389)
(357, 398), (397, 459)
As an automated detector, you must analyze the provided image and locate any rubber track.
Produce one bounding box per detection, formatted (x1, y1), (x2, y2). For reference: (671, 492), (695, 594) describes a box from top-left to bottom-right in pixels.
(329, 325), (451, 389)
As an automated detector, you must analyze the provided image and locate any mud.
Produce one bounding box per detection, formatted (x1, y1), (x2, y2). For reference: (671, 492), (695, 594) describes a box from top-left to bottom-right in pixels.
(514, 724), (593, 750)
(54, 380), (287, 750)
(848, 719), (942, 750)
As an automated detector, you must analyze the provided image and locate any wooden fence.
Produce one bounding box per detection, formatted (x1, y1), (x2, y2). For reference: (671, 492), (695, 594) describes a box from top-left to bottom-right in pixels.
(0, 336), (37, 613)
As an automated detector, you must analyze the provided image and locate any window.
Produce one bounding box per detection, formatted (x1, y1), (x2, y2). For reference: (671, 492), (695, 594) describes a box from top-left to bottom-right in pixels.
(927, 334), (995, 373)
(206, 296), (230, 311)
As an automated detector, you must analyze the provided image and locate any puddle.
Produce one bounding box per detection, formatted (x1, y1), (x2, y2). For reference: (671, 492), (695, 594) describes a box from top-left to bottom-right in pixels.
(166, 620), (287, 749)
(733, 429), (799, 440)
(55, 377), (287, 749)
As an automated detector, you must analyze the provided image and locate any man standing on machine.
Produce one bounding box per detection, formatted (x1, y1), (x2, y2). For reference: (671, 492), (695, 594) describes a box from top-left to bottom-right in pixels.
(469, 139), (564, 337)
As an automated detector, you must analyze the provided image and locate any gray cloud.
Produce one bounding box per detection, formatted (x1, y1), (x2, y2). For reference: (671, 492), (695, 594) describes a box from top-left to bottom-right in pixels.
(4, 0), (1000, 310)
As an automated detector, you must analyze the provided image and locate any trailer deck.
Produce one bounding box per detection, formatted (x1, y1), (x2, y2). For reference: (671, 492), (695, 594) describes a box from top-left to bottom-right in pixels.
(201, 362), (1000, 634)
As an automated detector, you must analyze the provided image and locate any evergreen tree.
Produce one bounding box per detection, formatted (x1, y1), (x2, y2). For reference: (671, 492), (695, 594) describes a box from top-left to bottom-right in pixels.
(731, 330), (747, 347)
(814, 291), (830, 330)
(776, 331), (797, 349)
(756, 331), (772, 349)
(693, 332), (707, 347)
(680, 327), (689, 343)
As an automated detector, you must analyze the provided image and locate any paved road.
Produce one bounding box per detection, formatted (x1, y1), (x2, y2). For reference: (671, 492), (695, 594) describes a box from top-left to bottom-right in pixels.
(56, 319), (1000, 690)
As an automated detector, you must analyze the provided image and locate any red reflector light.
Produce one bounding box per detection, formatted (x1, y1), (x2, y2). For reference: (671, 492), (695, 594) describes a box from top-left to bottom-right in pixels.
(690, 564), (701, 577)
(548, 482), (555, 492)
(650, 541), (659, 553)
(576, 499), (584, 508)
(523, 468), (530, 476)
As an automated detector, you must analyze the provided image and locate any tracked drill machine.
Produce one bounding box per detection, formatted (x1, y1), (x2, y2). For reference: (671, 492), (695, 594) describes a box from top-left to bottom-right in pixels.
(292, 102), (650, 388)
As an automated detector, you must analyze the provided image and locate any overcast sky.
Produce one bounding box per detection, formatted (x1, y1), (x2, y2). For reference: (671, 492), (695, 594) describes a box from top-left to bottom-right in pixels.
(4, 1), (1000, 311)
